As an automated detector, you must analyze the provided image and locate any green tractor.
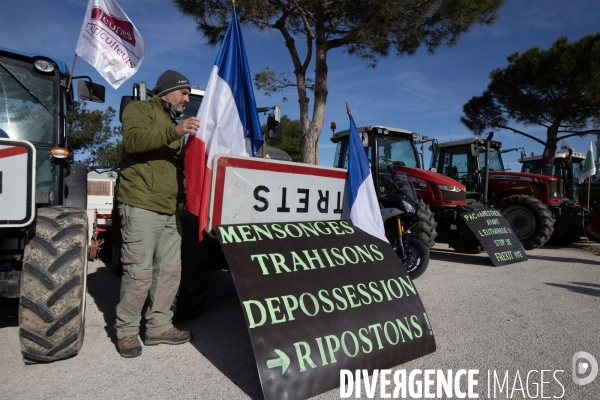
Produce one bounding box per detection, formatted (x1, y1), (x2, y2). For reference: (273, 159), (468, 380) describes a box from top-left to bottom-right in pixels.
(0, 47), (105, 363)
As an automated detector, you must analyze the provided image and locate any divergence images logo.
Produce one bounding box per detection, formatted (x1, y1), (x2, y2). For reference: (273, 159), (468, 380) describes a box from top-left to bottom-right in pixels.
(572, 351), (598, 386)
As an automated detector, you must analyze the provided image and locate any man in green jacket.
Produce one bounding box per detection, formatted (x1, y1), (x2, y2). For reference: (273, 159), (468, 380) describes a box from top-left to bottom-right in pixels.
(115, 70), (200, 358)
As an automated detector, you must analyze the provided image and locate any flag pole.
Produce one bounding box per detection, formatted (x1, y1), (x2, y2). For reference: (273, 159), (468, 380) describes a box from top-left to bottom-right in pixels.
(588, 176), (591, 210)
(67, 54), (78, 94)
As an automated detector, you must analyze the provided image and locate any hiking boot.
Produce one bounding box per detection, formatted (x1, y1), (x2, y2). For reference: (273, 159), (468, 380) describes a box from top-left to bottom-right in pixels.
(145, 327), (192, 346)
(117, 335), (142, 358)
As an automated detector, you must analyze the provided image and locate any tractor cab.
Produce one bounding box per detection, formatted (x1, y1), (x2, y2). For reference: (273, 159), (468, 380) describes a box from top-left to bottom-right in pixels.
(331, 125), (422, 196)
(430, 137), (504, 194)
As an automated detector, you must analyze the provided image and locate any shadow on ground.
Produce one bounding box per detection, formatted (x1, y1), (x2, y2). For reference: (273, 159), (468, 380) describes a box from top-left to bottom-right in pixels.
(526, 253), (599, 266)
(0, 297), (18, 328)
(544, 281), (600, 297)
(86, 263), (264, 399)
(430, 247), (494, 268)
(86, 256), (122, 348)
(175, 270), (264, 399)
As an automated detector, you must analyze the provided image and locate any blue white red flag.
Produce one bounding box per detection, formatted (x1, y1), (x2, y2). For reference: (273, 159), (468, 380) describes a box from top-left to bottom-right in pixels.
(185, 8), (264, 238)
(347, 112), (387, 242)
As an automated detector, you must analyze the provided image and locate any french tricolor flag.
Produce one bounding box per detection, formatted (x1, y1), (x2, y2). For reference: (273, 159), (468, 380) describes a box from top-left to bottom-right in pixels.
(184, 8), (264, 238)
(347, 111), (387, 242)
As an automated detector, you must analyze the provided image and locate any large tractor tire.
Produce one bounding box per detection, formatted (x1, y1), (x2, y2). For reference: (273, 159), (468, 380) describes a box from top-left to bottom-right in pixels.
(412, 200), (438, 249)
(495, 195), (554, 250)
(585, 204), (600, 243)
(19, 206), (88, 364)
(547, 224), (582, 246)
(171, 209), (209, 320)
(446, 200), (484, 254)
(547, 203), (583, 246)
(446, 232), (484, 254)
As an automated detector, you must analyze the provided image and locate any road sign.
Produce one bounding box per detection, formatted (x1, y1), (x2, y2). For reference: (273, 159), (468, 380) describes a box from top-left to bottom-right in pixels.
(208, 155), (349, 233)
(0, 139), (35, 227)
(216, 220), (436, 400)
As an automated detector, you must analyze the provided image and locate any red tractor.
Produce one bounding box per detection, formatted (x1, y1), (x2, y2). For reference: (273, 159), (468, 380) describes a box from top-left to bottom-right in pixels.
(429, 137), (586, 248)
(331, 125), (487, 254)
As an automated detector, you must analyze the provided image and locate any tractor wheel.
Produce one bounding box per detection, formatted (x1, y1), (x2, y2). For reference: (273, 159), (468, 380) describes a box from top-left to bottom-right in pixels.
(495, 195), (554, 250)
(412, 200), (438, 249)
(446, 200), (484, 254)
(585, 205), (600, 243)
(171, 208), (209, 320)
(446, 231), (483, 254)
(19, 206), (88, 364)
(548, 206), (582, 246)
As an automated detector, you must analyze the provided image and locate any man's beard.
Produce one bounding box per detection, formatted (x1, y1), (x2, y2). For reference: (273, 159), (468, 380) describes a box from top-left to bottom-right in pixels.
(169, 102), (185, 114)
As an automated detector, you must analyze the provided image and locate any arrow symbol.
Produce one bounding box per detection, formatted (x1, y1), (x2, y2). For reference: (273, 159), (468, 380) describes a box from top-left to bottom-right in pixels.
(266, 349), (290, 374)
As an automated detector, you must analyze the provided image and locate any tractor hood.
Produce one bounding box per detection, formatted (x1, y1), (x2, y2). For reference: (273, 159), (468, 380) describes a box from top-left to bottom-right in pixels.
(489, 171), (558, 182)
(396, 166), (466, 190)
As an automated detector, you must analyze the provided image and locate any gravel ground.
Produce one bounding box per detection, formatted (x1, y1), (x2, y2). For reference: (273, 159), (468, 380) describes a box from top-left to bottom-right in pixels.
(1, 241), (599, 400)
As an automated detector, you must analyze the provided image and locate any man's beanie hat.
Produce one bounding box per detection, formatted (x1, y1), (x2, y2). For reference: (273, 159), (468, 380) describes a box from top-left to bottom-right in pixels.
(153, 70), (191, 97)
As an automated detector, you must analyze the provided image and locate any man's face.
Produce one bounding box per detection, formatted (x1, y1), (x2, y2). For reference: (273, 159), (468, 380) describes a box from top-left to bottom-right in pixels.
(162, 89), (190, 114)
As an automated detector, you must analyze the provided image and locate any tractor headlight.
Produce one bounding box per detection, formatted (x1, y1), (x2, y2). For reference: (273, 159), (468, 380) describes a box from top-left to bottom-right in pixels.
(402, 200), (415, 214)
(439, 184), (464, 192)
(34, 59), (55, 73)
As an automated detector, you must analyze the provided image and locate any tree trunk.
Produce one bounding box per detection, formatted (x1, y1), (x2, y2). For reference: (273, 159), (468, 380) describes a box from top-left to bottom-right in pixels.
(542, 124), (559, 176)
(300, 31), (329, 164)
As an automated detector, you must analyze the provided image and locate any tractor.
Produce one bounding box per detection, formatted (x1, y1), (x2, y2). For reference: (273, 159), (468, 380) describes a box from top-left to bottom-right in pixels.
(330, 125), (487, 254)
(0, 47), (105, 363)
(429, 137), (587, 248)
(520, 151), (599, 243)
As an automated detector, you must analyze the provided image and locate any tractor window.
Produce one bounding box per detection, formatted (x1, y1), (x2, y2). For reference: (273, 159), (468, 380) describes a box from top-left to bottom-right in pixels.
(0, 57), (56, 144)
(521, 160), (541, 174)
(478, 149), (505, 172)
(572, 160), (582, 181)
(181, 93), (203, 120)
(437, 146), (480, 190)
(376, 136), (419, 168)
(442, 150), (468, 180)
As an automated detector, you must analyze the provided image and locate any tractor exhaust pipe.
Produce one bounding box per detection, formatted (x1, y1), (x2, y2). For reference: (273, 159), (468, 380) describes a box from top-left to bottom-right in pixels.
(482, 131), (493, 206)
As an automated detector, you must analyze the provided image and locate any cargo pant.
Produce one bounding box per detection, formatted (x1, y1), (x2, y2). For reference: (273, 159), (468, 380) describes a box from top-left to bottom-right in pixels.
(114, 204), (182, 339)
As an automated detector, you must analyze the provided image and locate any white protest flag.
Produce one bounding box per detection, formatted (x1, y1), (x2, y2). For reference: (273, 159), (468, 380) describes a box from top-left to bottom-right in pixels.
(75, 0), (144, 89)
(579, 141), (596, 184)
(558, 139), (574, 154)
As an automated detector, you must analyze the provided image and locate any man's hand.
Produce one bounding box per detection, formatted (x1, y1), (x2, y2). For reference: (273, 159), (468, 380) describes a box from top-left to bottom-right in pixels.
(175, 117), (200, 137)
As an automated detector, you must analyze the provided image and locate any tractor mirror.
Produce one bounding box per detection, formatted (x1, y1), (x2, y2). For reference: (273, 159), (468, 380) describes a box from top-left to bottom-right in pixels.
(470, 143), (480, 157)
(431, 142), (438, 157)
(360, 131), (369, 147)
(267, 115), (282, 141)
(119, 96), (136, 123)
(77, 81), (105, 103)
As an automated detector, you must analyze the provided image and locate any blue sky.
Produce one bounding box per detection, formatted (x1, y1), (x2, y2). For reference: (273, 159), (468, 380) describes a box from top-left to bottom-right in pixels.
(1, 0), (599, 168)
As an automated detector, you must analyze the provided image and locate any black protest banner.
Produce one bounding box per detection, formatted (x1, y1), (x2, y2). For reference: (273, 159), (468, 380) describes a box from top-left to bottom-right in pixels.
(215, 220), (436, 400)
(461, 209), (528, 266)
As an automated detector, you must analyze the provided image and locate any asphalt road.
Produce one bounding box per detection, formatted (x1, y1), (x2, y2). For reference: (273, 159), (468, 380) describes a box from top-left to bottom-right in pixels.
(1, 241), (599, 400)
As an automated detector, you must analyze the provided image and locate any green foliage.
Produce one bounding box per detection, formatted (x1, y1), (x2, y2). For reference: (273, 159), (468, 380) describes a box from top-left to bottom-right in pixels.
(461, 33), (600, 175)
(67, 100), (122, 171)
(263, 114), (302, 162)
(173, 0), (505, 164)
(173, 0), (503, 64)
